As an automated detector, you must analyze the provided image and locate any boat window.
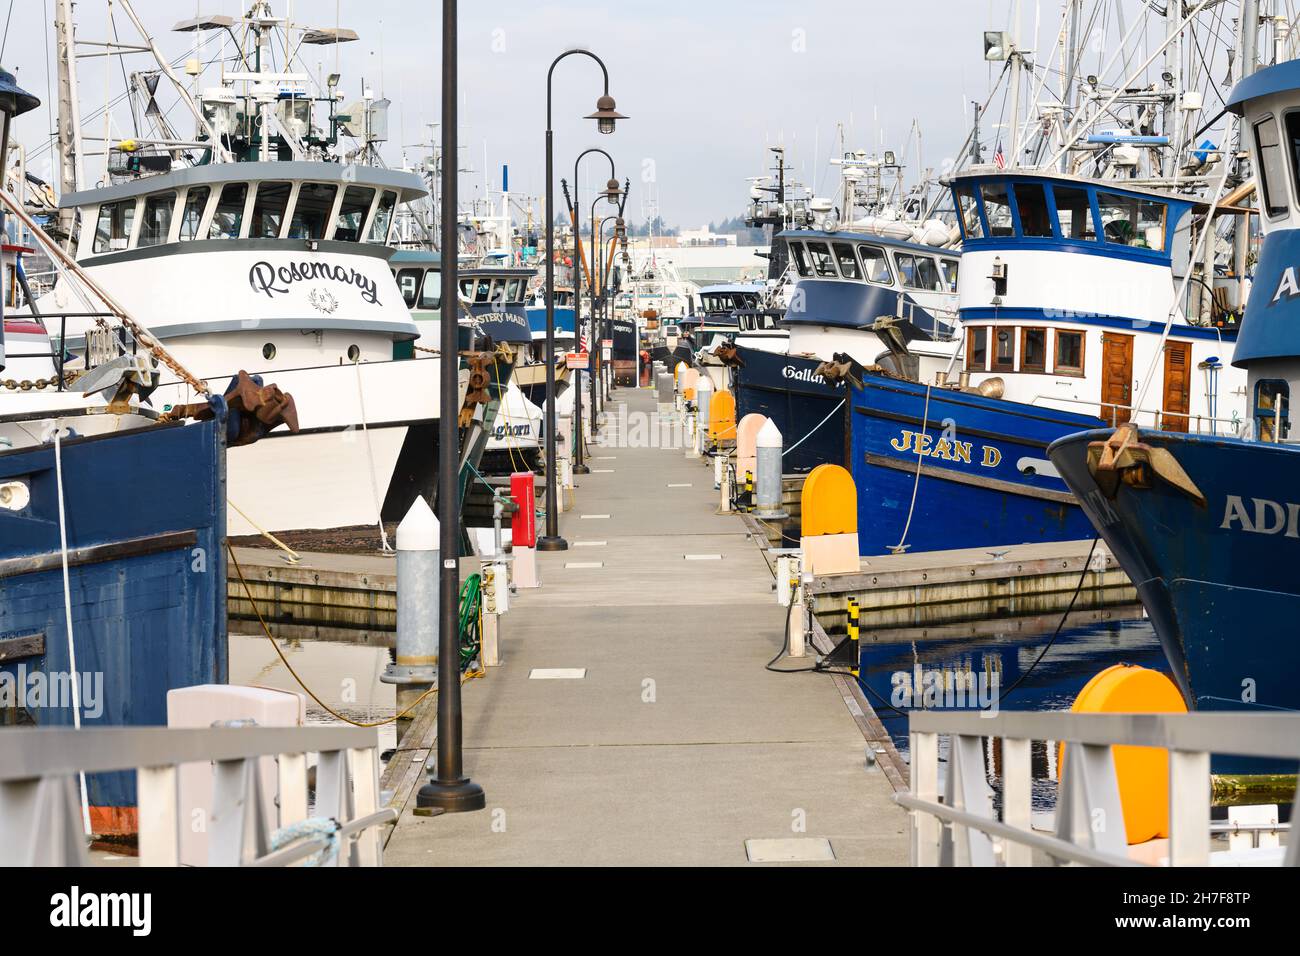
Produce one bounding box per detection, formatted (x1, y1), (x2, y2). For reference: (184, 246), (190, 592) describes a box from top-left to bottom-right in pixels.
(93, 199), (136, 253)
(953, 185), (983, 239)
(1021, 327), (1047, 372)
(396, 267), (422, 308)
(966, 326), (988, 371)
(1054, 329), (1085, 375)
(488, 280), (506, 307)
(1052, 185), (1096, 240)
(138, 192), (176, 248)
(896, 254), (941, 291)
(474, 278), (492, 303)
(858, 244), (892, 284)
(334, 186), (376, 242)
(806, 241), (839, 278)
(1013, 183), (1053, 237)
(250, 181), (292, 239)
(289, 183), (338, 240)
(939, 258), (959, 292)
(367, 190), (398, 242)
(992, 327), (1015, 371)
(178, 186), (210, 241)
(790, 241), (812, 277)
(1286, 113), (1300, 214)
(1097, 192), (1166, 249)
(1256, 379), (1291, 442)
(980, 182), (1015, 237)
(208, 182), (248, 239)
(420, 269), (441, 310)
(833, 242), (861, 279)
(1255, 117), (1289, 219)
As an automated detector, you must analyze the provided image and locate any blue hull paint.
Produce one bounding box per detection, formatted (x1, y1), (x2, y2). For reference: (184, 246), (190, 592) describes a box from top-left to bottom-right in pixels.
(0, 419), (227, 813)
(731, 346), (846, 473)
(525, 305), (575, 338)
(1048, 429), (1300, 775)
(848, 377), (1101, 555)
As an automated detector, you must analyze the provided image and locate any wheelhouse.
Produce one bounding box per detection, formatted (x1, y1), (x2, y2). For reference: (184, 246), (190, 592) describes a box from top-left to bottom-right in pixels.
(65, 161), (426, 260)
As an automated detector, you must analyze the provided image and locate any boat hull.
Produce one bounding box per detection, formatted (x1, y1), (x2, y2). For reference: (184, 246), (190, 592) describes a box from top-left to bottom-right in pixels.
(0, 418), (226, 829)
(848, 376), (1100, 555)
(731, 345), (847, 473)
(1048, 428), (1300, 775)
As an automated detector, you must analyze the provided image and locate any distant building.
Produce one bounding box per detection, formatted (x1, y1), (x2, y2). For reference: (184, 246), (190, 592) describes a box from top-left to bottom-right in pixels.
(626, 239), (769, 284)
(677, 225), (737, 247)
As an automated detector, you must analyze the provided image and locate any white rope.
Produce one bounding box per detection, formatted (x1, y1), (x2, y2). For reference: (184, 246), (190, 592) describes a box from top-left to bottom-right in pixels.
(889, 384), (933, 555)
(783, 398), (846, 457)
(53, 428), (92, 836)
(352, 358), (392, 553)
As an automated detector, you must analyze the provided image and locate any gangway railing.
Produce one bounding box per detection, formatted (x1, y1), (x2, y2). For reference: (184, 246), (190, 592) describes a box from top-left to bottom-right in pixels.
(898, 711), (1300, 867)
(0, 725), (393, 867)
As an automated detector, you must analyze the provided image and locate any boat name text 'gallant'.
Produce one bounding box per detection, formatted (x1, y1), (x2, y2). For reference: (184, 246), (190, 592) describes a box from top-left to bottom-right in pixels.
(890, 429), (1002, 468)
(248, 260), (380, 305)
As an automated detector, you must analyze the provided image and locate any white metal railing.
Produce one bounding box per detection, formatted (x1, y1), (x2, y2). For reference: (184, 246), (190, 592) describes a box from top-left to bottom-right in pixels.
(0, 725), (394, 867)
(1028, 393), (1246, 436)
(901, 711), (1300, 867)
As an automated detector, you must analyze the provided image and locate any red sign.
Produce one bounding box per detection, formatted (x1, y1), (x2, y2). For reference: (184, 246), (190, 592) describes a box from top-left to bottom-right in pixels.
(510, 472), (537, 548)
(565, 352), (590, 370)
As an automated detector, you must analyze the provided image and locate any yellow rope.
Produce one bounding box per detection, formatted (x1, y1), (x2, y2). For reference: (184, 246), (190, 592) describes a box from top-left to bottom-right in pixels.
(227, 543), (479, 728)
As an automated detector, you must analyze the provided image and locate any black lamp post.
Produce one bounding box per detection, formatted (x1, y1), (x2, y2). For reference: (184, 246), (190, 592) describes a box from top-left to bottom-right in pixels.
(588, 181), (622, 425)
(0, 66), (39, 373)
(596, 215), (621, 396)
(418, 0), (484, 814)
(572, 154), (618, 477)
(539, 49), (626, 552)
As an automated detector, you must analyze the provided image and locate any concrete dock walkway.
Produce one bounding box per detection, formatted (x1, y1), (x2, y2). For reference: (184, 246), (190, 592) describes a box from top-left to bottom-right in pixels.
(384, 386), (908, 866)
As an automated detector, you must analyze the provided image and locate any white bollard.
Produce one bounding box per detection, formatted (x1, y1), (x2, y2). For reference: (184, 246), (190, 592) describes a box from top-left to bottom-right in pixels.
(713, 452), (725, 490)
(382, 497), (440, 733)
(755, 418), (786, 518)
(788, 572), (810, 658)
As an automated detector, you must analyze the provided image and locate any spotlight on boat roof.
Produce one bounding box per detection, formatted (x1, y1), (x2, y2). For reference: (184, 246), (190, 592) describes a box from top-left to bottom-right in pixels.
(327, 73), (341, 89)
(1087, 74), (1099, 89)
(883, 150), (897, 166)
(984, 31), (1011, 62)
(586, 94), (627, 135)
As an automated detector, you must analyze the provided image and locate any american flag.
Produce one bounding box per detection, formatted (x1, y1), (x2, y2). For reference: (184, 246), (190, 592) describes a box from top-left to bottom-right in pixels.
(993, 141), (1006, 170)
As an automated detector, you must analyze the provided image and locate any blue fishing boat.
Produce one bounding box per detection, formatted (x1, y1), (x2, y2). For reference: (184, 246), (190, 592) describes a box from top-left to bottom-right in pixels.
(842, 167), (1248, 556)
(1049, 58), (1300, 756)
(726, 230), (960, 474)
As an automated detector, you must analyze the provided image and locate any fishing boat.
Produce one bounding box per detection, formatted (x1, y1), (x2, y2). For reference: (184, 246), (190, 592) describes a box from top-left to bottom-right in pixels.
(0, 66), (293, 833)
(40, 3), (440, 539)
(1048, 55), (1300, 759)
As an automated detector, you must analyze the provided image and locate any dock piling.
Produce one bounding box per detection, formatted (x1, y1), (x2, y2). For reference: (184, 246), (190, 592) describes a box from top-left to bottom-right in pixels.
(382, 497), (440, 742)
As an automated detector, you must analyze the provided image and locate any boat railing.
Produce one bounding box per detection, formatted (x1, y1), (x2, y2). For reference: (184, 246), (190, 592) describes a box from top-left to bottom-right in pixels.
(1029, 393), (1245, 436)
(899, 710), (1300, 867)
(0, 725), (393, 867)
(1, 310), (119, 391)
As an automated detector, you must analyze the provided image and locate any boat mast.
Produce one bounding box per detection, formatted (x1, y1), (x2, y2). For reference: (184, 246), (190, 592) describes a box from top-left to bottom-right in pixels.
(53, 0), (84, 244)
(1008, 0), (1023, 164)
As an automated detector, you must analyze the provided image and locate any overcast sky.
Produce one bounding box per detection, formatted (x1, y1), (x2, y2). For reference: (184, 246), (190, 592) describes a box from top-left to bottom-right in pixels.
(3, 1), (1229, 226)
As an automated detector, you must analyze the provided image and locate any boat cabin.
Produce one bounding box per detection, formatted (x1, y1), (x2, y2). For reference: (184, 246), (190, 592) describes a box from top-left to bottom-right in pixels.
(946, 169), (1245, 431)
(390, 249), (536, 351)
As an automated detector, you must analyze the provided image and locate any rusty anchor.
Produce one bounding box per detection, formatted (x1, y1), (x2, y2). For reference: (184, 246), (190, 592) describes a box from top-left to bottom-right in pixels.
(1086, 422), (1205, 507)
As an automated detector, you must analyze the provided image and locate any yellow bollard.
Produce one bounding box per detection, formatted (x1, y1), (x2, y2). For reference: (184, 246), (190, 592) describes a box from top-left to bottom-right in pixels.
(800, 464), (859, 575)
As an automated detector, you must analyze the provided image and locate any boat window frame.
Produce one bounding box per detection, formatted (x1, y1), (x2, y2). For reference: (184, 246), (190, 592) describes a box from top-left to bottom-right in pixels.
(208, 181), (251, 240)
(288, 181), (340, 241)
(421, 268), (442, 310)
(979, 181), (1016, 238)
(249, 180), (294, 240)
(857, 243), (893, 286)
(789, 240), (812, 278)
(137, 191), (178, 248)
(1255, 378), (1291, 442)
(1020, 326), (1047, 373)
(1012, 182), (1054, 238)
(366, 189), (399, 243)
(805, 240), (840, 278)
(952, 183), (985, 240)
(833, 241), (862, 280)
(966, 325), (989, 372)
(938, 256), (959, 292)
(1254, 114), (1290, 220)
(1046, 183), (1098, 242)
(395, 267), (423, 309)
(1283, 109), (1300, 222)
(92, 197), (139, 254)
(333, 184), (378, 243)
(1096, 190), (1168, 252)
(177, 185), (213, 241)
(991, 325), (1016, 372)
(1054, 328), (1086, 376)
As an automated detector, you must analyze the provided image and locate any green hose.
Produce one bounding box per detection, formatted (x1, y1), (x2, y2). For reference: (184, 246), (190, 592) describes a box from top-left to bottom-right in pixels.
(458, 573), (482, 671)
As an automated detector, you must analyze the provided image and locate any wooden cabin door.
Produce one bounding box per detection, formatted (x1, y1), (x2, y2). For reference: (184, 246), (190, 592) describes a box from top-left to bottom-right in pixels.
(1100, 333), (1134, 425)
(1162, 342), (1191, 431)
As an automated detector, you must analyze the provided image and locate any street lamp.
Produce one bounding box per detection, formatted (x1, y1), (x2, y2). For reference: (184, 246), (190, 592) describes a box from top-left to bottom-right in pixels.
(0, 66), (40, 375)
(417, 0), (485, 814)
(571, 152), (618, 477)
(540, 49), (626, 551)
(589, 179), (623, 426)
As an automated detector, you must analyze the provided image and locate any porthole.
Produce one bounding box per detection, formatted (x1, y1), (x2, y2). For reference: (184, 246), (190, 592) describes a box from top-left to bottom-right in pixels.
(262, 342), (277, 360)
(347, 344), (361, 361)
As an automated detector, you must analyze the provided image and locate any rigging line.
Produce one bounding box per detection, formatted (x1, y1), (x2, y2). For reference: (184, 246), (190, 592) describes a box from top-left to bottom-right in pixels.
(888, 383), (932, 555)
(0, 0), (12, 62)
